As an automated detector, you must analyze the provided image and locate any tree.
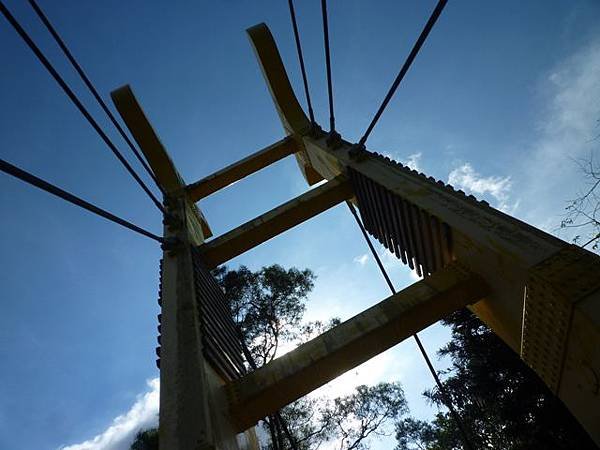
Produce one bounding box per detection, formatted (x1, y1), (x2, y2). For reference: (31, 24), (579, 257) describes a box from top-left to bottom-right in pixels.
(395, 308), (598, 450)
(130, 429), (158, 450)
(561, 152), (600, 251)
(395, 418), (435, 450)
(322, 383), (407, 450)
(133, 264), (408, 450)
(213, 264), (315, 366)
(280, 382), (406, 450)
(216, 265), (407, 450)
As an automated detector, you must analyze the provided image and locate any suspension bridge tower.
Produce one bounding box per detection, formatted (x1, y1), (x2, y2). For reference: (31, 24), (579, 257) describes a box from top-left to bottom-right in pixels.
(107, 19), (600, 450)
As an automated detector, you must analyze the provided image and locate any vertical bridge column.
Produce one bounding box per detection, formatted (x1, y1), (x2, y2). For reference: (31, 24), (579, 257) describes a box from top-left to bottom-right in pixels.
(160, 198), (216, 449)
(111, 87), (219, 450)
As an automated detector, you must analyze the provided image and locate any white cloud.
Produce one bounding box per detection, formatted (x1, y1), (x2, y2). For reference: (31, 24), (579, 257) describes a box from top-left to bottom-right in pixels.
(516, 40), (600, 237)
(60, 379), (159, 450)
(448, 163), (513, 212)
(378, 244), (397, 271)
(381, 151), (422, 172)
(442, 41), (600, 238)
(353, 253), (369, 266)
(404, 152), (422, 171)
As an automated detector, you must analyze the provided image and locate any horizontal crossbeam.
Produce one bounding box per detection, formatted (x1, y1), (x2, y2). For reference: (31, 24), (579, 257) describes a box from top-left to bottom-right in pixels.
(197, 176), (353, 268)
(226, 263), (488, 431)
(186, 137), (298, 202)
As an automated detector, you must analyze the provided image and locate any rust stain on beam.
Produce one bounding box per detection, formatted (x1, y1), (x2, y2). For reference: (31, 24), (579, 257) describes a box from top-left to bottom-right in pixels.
(186, 137), (298, 202)
(197, 176), (353, 268)
(226, 263), (489, 431)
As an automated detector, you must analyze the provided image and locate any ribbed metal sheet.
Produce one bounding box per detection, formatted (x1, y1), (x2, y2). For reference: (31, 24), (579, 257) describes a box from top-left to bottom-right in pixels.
(155, 259), (163, 369)
(155, 250), (247, 381)
(191, 248), (247, 381)
(349, 168), (453, 276)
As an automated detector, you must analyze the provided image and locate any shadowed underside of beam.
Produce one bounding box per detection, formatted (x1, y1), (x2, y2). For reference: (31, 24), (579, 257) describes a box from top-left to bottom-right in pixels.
(226, 263), (489, 432)
(247, 21), (600, 445)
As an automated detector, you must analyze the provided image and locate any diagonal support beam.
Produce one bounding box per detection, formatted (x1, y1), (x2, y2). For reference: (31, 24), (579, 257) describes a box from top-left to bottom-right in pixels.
(111, 85), (185, 194)
(197, 176), (353, 268)
(111, 84), (212, 242)
(186, 137), (298, 202)
(226, 263), (489, 431)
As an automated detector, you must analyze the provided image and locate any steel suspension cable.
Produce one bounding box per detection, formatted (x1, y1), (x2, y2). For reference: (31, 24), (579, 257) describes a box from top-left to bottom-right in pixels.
(320, 0), (337, 135)
(358, 0), (448, 148)
(0, 1), (166, 214)
(0, 157), (163, 243)
(346, 201), (476, 450)
(287, 0), (315, 124)
(27, 0), (164, 196)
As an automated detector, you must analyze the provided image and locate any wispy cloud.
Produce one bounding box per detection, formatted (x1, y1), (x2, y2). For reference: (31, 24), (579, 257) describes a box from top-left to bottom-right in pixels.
(517, 39), (600, 236)
(404, 152), (422, 171)
(448, 163), (513, 212)
(353, 253), (369, 266)
(60, 379), (159, 450)
(381, 151), (422, 172)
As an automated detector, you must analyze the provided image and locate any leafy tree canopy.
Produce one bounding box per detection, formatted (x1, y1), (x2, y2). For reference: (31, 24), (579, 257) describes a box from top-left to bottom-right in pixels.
(213, 264), (315, 366)
(133, 264), (406, 450)
(395, 308), (598, 450)
(130, 429), (158, 450)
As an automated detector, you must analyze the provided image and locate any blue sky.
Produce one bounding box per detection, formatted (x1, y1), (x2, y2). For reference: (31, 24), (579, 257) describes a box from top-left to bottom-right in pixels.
(1, 1), (599, 449)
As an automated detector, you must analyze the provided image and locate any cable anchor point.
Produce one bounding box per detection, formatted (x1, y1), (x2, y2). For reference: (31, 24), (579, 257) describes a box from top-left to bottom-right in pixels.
(326, 129), (342, 149)
(161, 236), (182, 254)
(349, 142), (367, 160)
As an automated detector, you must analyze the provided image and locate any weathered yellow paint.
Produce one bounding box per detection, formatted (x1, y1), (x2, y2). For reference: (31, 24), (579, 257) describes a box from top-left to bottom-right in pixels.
(112, 87), (262, 450)
(186, 137), (298, 202)
(157, 197), (215, 449)
(197, 176), (353, 268)
(248, 22), (600, 444)
(110, 19), (600, 449)
(246, 24), (310, 136)
(247, 23), (324, 186)
(227, 263), (489, 431)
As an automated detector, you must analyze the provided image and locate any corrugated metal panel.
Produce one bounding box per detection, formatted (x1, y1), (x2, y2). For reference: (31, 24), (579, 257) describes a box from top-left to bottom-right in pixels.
(191, 248), (247, 381)
(155, 250), (247, 381)
(349, 168), (454, 277)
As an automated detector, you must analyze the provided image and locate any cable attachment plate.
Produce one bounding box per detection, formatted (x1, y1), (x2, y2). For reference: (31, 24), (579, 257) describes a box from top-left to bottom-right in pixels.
(349, 142), (368, 160)
(161, 236), (182, 254)
(326, 130), (342, 149)
(308, 121), (324, 138)
(162, 212), (182, 231)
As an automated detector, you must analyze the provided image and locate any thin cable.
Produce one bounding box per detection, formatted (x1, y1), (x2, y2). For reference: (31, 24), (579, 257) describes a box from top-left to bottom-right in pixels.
(346, 201), (476, 450)
(0, 1), (165, 214)
(287, 0), (315, 124)
(27, 0), (164, 196)
(358, 0), (448, 147)
(320, 0), (336, 133)
(0, 158), (163, 243)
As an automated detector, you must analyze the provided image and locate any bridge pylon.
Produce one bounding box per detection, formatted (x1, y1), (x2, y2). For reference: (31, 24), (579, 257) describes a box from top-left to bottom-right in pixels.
(110, 23), (600, 450)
